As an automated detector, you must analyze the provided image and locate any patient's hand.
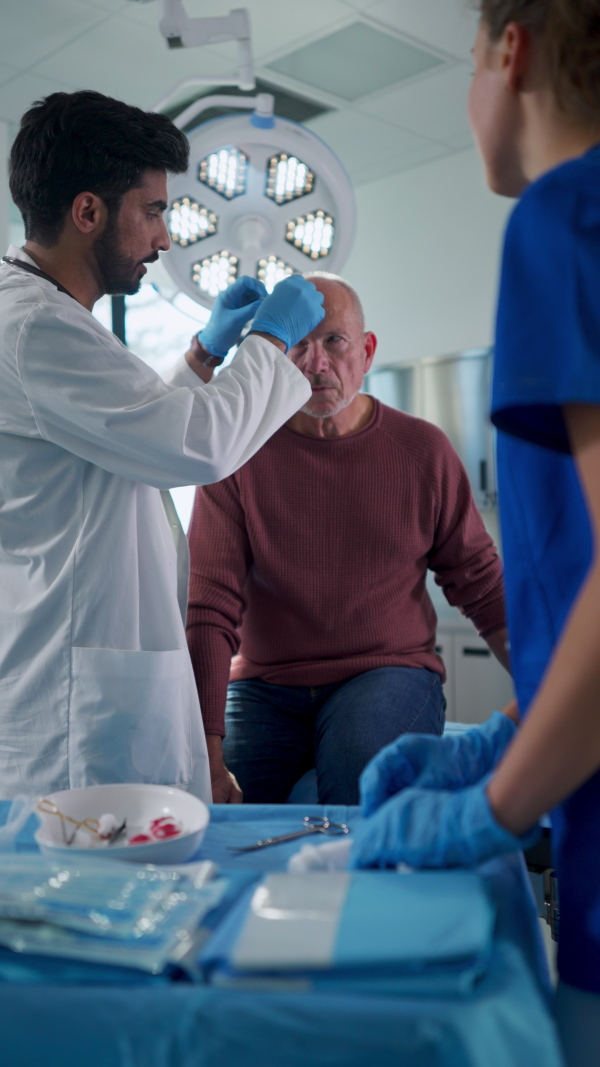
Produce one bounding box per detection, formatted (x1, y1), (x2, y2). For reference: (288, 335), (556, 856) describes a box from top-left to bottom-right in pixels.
(206, 735), (243, 804)
(212, 764), (243, 804)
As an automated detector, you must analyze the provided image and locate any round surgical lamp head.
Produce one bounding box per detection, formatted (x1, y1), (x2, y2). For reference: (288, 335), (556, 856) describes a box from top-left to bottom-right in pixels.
(160, 111), (356, 306)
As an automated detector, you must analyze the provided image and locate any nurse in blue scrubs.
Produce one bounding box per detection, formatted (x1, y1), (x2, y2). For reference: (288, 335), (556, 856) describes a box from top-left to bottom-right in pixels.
(351, 2), (600, 1060)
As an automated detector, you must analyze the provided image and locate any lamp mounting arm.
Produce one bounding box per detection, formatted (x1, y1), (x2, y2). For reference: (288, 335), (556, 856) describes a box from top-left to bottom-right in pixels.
(171, 92), (274, 131)
(158, 1), (254, 89)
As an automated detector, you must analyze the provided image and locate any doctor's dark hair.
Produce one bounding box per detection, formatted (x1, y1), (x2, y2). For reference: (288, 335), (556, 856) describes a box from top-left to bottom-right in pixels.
(10, 90), (189, 246)
(476, 0), (600, 119)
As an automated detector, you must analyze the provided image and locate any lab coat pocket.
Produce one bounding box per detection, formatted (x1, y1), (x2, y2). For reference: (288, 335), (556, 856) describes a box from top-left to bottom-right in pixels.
(69, 646), (192, 789)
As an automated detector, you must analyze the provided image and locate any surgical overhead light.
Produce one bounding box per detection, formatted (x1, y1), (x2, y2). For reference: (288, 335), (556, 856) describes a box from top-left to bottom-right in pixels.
(143, 1), (355, 309)
(192, 251), (238, 299)
(167, 198), (217, 246)
(286, 210), (334, 260)
(266, 153), (314, 204)
(199, 147), (248, 200)
(257, 255), (295, 293)
(159, 102), (356, 309)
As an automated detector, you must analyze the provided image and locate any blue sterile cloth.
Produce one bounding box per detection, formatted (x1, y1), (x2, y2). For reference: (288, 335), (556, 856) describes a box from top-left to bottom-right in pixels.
(0, 802), (564, 1067)
(0, 868), (256, 987)
(0, 849), (256, 987)
(200, 868), (495, 996)
(0, 803), (257, 986)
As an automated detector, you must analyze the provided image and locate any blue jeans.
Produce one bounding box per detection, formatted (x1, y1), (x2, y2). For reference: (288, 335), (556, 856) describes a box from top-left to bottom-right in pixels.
(223, 666), (446, 805)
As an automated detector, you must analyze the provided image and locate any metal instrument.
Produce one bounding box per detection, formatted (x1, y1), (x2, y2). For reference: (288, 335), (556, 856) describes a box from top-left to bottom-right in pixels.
(228, 815), (350, 852)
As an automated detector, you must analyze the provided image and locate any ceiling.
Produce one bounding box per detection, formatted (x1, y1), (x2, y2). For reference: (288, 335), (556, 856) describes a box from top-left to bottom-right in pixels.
(0, 0), (480, 211)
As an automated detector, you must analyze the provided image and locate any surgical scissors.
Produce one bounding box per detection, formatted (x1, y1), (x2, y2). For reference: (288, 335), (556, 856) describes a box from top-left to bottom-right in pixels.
(229, 815), (350, 852)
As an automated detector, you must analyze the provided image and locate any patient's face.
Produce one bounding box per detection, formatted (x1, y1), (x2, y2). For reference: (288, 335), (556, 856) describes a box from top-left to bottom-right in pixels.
(287, 280), (375, 418)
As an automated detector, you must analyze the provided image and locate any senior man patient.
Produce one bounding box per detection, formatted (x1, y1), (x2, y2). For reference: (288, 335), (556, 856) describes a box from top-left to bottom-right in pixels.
(187, 273), (510, 805)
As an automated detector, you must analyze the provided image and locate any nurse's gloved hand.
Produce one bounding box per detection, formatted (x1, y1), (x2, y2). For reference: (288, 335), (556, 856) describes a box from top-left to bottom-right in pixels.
(250, 275), (325, 351)
(360, 712), (517, 817)
(351, 780), (540, 870)
(198, 277), (268, 359)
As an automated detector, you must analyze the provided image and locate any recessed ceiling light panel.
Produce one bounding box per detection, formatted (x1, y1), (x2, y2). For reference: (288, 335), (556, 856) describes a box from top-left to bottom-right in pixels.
(267, 22), (444, 101)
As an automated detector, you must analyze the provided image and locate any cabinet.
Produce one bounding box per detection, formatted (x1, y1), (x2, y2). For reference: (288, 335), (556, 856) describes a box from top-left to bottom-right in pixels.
(364, 349), (497, 510)
(363, 364), (414, 414)
(419, 349), (496, 510)
(436, 625), (514, 725)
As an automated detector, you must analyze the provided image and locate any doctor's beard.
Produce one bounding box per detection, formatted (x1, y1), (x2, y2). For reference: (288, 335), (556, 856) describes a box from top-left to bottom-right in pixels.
(93, 212), (158, 296)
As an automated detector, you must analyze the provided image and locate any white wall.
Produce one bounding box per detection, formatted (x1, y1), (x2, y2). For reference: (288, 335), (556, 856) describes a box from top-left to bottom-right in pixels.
(0, 120), (9, 255)
(343, 147), (514, 366)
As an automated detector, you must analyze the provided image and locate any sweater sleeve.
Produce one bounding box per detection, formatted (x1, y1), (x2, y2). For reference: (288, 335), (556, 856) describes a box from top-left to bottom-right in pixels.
(428, 433), (506, 637)
(186, 476), (252, 736)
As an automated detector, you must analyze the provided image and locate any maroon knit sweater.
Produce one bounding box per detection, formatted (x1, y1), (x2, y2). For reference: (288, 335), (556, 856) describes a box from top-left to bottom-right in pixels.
(186, 400), (506, 736)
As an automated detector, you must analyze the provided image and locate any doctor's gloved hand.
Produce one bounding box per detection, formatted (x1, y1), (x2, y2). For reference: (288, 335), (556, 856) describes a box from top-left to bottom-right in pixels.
(360, 712), (517, 818)
(351, 779), (540, 870)
(250, 275), (325, 351)
(198, 277), (268, 359)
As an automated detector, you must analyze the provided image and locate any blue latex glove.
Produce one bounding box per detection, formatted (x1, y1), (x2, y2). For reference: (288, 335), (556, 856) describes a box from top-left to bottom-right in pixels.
(360, 712), (517, 817)
(351, 780), (540, 869)
(250, 274), (325, 351)
(198, 276), (268, 359)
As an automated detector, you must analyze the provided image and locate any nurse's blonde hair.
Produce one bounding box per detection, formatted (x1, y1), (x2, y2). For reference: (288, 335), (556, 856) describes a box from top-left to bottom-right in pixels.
(477, 0), (600, 120)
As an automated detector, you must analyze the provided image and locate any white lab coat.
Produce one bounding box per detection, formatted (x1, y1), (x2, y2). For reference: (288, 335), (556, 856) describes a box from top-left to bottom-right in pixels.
(0, 247), (310, 800)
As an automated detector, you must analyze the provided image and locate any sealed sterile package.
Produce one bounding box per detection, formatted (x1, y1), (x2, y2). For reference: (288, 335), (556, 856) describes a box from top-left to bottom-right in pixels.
(0, 853), (225, 975)
(201, 870), (496, 996)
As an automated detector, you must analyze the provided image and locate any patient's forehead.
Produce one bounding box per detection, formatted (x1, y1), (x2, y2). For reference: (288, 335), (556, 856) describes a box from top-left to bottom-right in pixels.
(310, 279), (362, 331)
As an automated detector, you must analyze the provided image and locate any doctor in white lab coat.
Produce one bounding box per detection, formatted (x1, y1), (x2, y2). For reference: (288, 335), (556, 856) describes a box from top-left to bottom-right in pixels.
(0, 89), (320, 800)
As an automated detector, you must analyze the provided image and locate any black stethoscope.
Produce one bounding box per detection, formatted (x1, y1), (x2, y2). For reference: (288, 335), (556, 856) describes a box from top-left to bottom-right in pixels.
(2, 255), (77, 302)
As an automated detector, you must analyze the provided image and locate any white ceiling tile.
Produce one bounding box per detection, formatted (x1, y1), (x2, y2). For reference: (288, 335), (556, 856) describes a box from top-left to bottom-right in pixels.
(0, 71), (80, 123)
(119, 0), (178, 26)
(351, 139), (450, 185)
(0, 0), (109, 69)
(306, 109), (439, 182)
(366, 0), (479, 61)
(122, 0), (246, 25)
(444, 129), (477, 151)
(338, 0), (384, 8)
(77, 0), (128, 10)
(0, 62), (22, 88)
(34, 15), (235, 110)
(358, 63), (473, 145)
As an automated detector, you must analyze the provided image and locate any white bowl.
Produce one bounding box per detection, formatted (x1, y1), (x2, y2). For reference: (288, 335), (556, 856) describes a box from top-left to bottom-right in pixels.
(34, 783), (210, 864)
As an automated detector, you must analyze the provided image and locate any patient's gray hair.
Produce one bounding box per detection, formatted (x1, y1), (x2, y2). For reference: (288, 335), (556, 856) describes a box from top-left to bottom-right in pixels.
(304, 271), (365, 331)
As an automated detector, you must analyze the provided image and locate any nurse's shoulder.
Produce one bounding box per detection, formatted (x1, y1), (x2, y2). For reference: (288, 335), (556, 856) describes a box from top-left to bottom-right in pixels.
(505, 147), (600, 253)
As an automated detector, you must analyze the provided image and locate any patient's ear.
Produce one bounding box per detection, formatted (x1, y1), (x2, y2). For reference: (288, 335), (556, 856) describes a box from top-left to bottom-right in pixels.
(364, 331), (377, 373)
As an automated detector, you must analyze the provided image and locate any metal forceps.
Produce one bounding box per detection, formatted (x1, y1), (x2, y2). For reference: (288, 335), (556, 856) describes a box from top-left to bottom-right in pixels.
(229, 815), (350, 853)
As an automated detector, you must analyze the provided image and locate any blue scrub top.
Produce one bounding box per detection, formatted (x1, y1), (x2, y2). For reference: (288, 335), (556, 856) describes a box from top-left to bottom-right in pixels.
(491, 144), (600, 993)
